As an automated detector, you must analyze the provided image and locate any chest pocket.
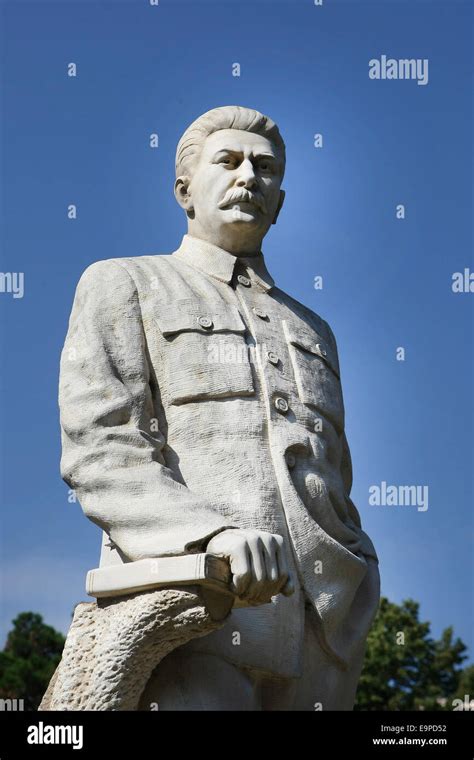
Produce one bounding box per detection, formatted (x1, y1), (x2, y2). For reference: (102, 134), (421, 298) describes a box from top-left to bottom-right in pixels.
(155, 299), (255, 405)
(283, 320), (345, 432)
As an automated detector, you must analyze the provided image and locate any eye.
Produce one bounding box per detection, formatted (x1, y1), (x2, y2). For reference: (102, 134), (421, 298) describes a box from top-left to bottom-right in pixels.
(258, 161), (273, 173)
(219, 158), (235, 168)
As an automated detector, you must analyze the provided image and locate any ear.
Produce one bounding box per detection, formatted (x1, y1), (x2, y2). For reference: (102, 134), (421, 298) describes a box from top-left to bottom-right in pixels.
(174, 175), (193, 211)
(272, 189), (285, 225)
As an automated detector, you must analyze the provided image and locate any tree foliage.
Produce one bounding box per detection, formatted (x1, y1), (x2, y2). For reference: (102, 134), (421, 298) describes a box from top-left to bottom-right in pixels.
(0, 612), (65, 710)
(355, 597), (468, 710)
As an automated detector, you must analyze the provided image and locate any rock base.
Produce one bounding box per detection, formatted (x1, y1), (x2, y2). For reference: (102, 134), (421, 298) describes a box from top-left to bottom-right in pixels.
(39, 588), (225, 711)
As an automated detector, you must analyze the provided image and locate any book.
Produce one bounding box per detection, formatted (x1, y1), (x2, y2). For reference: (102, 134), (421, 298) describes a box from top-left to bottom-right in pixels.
(86, 553), (233, 599)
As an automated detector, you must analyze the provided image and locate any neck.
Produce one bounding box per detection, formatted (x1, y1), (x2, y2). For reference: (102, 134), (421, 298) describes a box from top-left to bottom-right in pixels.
(186, 225), (263, 257)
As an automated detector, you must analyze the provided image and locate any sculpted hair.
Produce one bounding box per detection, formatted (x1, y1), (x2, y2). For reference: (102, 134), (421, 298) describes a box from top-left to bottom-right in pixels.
(175, 105), (286, 179)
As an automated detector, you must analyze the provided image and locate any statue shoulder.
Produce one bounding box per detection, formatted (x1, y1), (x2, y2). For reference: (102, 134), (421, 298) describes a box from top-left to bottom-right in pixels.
(74, 254), (174, 300)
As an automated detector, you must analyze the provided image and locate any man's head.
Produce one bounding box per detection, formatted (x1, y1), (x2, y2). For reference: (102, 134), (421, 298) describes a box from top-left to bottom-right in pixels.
(174, 106), (286, 255)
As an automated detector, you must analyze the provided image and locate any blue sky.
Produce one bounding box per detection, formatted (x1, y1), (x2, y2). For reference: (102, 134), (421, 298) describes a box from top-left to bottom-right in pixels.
(1, 0), (472, 666)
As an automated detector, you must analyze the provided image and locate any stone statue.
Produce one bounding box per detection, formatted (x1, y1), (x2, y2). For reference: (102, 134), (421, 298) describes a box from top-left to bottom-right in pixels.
(42, 105), (380, 711)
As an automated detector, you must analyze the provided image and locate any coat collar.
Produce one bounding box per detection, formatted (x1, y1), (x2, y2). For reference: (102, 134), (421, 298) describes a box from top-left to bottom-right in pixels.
(172, 234), (275, 292)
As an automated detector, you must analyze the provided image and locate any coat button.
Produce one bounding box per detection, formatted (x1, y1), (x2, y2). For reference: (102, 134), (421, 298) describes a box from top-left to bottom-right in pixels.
(253, 307), (268, 319)
(198, 316), (213, 329)
(266, 351), (279, 366)
(285, 452), (296, 469)
(316, 343), (327, 357)
(237, 274), (251, 287)
(274, 396), (289, 414)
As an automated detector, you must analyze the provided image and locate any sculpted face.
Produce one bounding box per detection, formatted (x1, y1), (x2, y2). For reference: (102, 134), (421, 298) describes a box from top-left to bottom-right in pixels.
(175, 128), (285, 255)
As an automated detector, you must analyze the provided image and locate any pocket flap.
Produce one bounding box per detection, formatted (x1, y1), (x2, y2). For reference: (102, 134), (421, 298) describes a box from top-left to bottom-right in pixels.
(283, 320), (340, 378)
(156, 299), (247, 337)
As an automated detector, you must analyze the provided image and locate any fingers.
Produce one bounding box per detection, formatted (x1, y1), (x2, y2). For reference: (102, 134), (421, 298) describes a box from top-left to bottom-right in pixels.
(207, 529), (294, 605)
(281, 576), (295, 597)
(229, 542), (252, 597)
(274, 536), (294, 596)
(274, 534), (289, 590)
(244, 534), (289, 605)
(264, 534), (279, 583)
(245, 536), (269, 604)
(268, 535), (294, 598)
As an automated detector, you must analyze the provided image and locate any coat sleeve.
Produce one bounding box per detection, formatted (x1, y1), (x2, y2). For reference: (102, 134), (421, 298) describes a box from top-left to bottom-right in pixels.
(324, 320), (379, 562)
(59, 259), (238, 561)
(340, 432), (378, 561)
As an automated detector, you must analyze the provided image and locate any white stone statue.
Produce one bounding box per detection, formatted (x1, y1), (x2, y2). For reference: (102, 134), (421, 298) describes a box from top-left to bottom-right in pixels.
(42, 105), (380, 711)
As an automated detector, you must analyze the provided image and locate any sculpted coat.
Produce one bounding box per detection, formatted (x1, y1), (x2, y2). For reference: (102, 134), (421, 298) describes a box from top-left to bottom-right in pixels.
(59, 234), (379, 689)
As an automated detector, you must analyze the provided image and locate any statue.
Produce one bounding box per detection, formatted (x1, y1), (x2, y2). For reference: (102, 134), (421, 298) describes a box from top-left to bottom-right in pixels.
(41, 105), (380, 711)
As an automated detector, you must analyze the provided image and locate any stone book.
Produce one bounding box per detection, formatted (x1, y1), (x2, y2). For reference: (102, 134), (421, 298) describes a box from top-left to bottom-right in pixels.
(86, 553), (232, 599)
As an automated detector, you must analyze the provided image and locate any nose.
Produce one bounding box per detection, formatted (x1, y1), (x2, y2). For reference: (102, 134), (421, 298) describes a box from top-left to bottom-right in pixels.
(235, 158), (257, 189)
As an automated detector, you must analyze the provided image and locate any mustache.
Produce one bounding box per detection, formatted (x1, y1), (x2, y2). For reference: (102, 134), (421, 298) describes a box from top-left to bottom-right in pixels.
(218, 188), (267, 214)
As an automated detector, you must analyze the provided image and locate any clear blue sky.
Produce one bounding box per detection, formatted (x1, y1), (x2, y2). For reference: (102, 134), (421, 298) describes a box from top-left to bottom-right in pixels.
(1, 0), (472, 664)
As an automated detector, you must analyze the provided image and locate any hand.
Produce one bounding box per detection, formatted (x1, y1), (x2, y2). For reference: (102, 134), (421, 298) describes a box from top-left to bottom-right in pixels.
(206, 529), (295, 606)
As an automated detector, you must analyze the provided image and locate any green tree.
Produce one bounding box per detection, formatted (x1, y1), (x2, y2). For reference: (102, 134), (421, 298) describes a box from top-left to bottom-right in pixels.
(0, 612), (65, 710)
(450, 664), (474, 710)
(355, 597), (468, 710)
